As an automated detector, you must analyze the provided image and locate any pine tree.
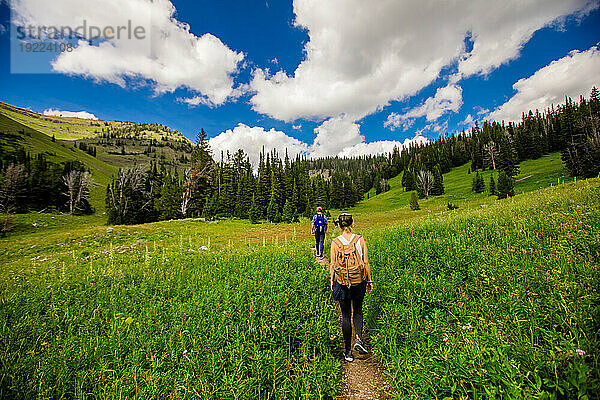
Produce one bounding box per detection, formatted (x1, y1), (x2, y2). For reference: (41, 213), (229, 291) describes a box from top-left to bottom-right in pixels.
(266, 191), (277, 222)
(497, 134), (519, 179)
(431, 164), (444, 195)
(496, 171), (514, 199)
(589, 86), (600, 117)
(218, 164), (236, 216)
(409, 192), (420, 211)
(282, 198), (293, 223)
(472, 172), (484, 193)
(249, 194), (260, 224)
(402, 168), (416, 191)
(256, 152), (270, 213)
(188, 129), (214, 217)
(202, 192), (218, 220)
(155, 173), (183, 220)
(489, 174), (496, 195)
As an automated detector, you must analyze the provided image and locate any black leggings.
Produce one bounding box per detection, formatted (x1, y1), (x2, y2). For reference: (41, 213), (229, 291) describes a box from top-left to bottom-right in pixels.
(339, 296), (364, 352)
(315, 231), (325, 255)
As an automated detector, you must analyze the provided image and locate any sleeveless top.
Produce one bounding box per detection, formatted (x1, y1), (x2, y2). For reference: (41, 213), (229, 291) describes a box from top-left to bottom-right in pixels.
(337, 233), (363, 260)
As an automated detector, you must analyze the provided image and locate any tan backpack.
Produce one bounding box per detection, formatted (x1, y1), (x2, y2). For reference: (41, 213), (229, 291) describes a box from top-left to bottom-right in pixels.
(332, 235), (366, 287)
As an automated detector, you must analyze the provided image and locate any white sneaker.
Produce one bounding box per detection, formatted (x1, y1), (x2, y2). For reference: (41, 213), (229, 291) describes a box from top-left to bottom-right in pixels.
(354, 337), (368, 354)
(344, 349), (354, 362)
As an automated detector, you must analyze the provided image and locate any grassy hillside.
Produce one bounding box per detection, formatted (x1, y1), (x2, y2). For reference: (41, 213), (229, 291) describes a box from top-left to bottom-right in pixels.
(1, 100), (200, 212)
(343, 152), (569, 234)
(0, 100), (190, 142)
(366, 180), (600, 398)
(0, 113), (116, 212)
(1, 100), (193, 174)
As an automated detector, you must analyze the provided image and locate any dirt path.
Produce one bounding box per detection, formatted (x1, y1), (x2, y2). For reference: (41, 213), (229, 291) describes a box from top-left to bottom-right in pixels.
(313, 250), (391, 400)
(515, 174), (534, 183)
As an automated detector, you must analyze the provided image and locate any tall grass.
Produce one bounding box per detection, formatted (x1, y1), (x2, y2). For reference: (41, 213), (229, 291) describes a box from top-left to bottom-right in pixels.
(0, 244), (340, 399)
(365, 181), (600, 398)
(2, 175), (598, 399)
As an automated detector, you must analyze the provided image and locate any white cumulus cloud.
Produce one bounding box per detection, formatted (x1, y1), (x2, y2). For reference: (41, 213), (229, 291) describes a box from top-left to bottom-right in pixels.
(459, 114), (474, 127)
(43, 108), (98, 120)
(385, 84), (463, 130)
(308, 115), (364, 158)
(249, 0), (596, 123)
(11, 0), (244, 106)
(209, 124), (309, 167)
(338, 135), (429, 158)
(211, 116), (431, 165)
(489, 46), (600, 122)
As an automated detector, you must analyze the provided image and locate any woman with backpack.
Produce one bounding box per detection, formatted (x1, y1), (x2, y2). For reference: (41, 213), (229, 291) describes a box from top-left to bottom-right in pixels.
(330, 213), (373, 362)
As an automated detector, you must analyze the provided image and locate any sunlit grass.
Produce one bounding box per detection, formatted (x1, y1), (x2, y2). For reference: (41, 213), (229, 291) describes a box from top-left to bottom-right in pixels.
(1, 150), (597, 398)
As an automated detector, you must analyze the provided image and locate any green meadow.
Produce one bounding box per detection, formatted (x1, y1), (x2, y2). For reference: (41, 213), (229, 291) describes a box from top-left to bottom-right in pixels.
(1, 152), (598, 398)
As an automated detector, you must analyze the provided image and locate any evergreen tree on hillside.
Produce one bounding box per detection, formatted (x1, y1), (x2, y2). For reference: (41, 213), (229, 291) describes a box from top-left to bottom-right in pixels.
(409, 192), (420, 211)
(496, 171), (514, 199)
(155, 172), (183, 220)
(489, 174), (496, 195)
(314, 176), (328, 209)
(256, 152), (270, 213)
(270, 169), (283, 214)
(431, 164), (444, 195)
(202, 191), (218, 220)
(266, 191), (277, 222)
(472, 171), (484, 193)
(562, 89), (600, 178)
(497, 134), (520, 179)
(589, 86), (600, 116)
(188, 129), (214, 217)
(218, 163), (236, 215)
(402, 168), (416, 192)
(249, 194), (260, 224)
(282, 198), (293, 223)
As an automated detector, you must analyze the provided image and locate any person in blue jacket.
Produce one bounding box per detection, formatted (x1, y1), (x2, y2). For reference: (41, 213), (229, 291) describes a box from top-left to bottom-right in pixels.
(311, 207), (328, 258)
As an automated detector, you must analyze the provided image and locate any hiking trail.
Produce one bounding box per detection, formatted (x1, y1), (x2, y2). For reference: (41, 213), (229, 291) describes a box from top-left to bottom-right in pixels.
(313, 249), (391, 400)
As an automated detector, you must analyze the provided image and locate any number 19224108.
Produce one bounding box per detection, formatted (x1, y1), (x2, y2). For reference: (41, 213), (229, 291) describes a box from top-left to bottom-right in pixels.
(19, 42), (74, 53)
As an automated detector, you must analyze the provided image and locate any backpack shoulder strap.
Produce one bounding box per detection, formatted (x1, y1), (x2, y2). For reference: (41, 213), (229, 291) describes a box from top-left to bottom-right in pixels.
(332, 237), (343, 249)
(349, 234), (361, 246)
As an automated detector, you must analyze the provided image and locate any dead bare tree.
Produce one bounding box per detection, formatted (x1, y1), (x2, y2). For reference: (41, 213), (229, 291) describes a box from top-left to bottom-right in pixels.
(416, 170), (434, 197)
(181, 168), (192, 217)
(0, 163), (27, 235)
(483, 141), (498, 170)
(62, 171), (92, 214)
(62, 171), (78, 214)
(107, 166), (151, 223)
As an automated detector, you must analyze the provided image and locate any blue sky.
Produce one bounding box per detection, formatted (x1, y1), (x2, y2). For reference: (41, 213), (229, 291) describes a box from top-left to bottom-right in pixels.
(0, 0), (599, 163)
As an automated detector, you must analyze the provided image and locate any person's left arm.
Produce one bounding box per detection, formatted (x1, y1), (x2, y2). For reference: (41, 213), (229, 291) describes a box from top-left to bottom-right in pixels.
(329, 240), (337, 289)
(360, 236), (373, 292)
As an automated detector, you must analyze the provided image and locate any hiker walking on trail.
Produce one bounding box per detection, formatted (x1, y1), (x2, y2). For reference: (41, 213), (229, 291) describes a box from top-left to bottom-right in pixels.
(330, 213), (373, 362)
(311, 207), (328, 258)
